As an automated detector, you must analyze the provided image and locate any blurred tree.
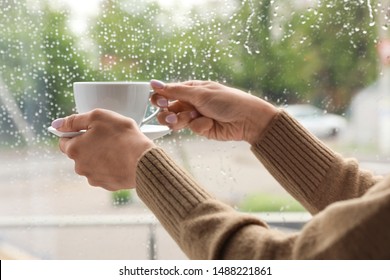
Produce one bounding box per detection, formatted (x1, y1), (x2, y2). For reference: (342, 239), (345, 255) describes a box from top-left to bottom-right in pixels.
(90, 0), (233, 82)
(284, 0), (379, 112)
(162, 6), (234, 82)
(225, 0), (289, 100)
(0, 0), (37, 100)
(0, 0), (381, 142)
(227, 0), (379, 111)
(38, 4), (98, 124)
(91, 0), (166, 81)
(0, 0), (46, 143)
(0, 0), (95, 139)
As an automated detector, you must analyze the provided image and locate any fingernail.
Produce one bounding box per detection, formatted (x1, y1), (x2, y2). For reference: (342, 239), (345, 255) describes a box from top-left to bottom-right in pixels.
(190, 111), (200, 119)
(150, 79), (166, 89)
(156, 97), (168, 108)
(165, 114), (178, 124)
(51, 118), (64, 129)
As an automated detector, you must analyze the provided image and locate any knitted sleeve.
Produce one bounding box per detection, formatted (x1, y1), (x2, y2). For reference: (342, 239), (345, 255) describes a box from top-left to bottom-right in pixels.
(135, 147), (271, 259)
(251, 110), (382, 214)
(135, 147), (390, 259)
(135, 109), (389, 259)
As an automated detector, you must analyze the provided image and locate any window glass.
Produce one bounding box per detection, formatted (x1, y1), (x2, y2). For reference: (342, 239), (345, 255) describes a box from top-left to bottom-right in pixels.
(1, 0), (389, 259)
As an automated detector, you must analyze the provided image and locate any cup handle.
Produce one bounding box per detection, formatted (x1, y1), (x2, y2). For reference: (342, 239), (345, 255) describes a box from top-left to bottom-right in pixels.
(140, 90), (161, 126)
(141, 107), (160, 126)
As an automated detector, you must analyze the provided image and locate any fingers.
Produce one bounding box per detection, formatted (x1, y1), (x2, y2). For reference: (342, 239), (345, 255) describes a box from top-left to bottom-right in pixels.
(59, 136), (80, 158)
(59, 138), (70, 154)
(51, 112), (91, 132)
(53, 112), (92, 157)
(150, 93), (169, 109)
(150, 79), (207, 103)
(151, 92), (200, 130)
(157, 110), (200, 130)
(151, 94), (195, 113)
(188, 117), (214, 136)
(150, 79), (215, 134)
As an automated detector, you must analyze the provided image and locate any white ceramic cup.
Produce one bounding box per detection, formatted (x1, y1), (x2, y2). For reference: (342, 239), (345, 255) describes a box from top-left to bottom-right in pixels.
(73, 81), (159, 126)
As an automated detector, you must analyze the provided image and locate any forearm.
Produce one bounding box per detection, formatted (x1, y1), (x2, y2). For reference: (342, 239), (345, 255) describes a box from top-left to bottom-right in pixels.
(135, 147), (269, 259)
(251, 110), (382, 214)
(137, 151), (295, 260)
(136, 147), (390, 260)
(223, 178), (390, 259)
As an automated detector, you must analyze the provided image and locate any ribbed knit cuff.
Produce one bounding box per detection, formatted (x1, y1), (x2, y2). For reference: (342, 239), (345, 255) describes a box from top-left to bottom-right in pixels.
(136, 147), (212, 240)
(251, 110), (337, 213)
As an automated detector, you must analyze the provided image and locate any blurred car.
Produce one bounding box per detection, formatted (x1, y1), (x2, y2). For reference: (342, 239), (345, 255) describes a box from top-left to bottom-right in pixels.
(282, 104), (348, 138)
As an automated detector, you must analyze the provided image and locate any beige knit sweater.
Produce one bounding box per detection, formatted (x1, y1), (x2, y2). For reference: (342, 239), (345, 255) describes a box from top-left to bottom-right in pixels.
(135, 110), (390, 259)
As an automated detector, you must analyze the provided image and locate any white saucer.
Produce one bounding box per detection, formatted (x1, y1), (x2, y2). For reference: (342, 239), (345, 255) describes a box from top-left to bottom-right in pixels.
(48, 125), (171, 140)
(140, 125), (171, 140)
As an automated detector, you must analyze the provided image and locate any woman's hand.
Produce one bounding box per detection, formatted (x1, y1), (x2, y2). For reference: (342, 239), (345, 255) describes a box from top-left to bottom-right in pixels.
(150, 80), (278, 145)
(52, 109), (155, 191)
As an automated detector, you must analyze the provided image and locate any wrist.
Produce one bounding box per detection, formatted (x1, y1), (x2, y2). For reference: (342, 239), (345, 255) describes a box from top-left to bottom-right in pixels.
(136, 140), (156, 163)
(244, 98), (278, 146)
(134, 133), (156, 163)
(118, 127), (156, 171)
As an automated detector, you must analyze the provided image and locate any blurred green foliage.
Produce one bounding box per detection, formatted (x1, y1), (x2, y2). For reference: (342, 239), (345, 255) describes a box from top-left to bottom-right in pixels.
(112, 189), (133, 206)
(0, 0), (383, 140)
(239, 192), (306, 212)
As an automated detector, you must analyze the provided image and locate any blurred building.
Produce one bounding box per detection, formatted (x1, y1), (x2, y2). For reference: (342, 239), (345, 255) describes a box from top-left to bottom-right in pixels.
(348, 40), (390, 155)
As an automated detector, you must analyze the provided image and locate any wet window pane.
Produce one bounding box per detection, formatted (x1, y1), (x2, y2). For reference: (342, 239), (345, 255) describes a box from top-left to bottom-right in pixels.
(1, 0), (389, 259)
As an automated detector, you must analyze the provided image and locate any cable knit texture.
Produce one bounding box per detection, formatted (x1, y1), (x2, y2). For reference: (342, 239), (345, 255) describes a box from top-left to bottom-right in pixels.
(136, 110), (390, 259)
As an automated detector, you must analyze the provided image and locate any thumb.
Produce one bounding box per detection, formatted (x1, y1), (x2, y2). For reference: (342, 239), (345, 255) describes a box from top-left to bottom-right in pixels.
(150, 79), (205, 103)
(51, 113), (90, 132)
